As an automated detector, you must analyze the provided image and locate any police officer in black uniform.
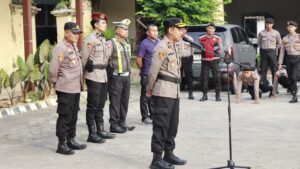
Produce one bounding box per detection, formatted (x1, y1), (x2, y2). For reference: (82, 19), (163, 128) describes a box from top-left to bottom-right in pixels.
(180, 26), (195, 99)
(147, 18), (187, 169)
(82, 12), (116, 143)
(49, 22), (87, 155)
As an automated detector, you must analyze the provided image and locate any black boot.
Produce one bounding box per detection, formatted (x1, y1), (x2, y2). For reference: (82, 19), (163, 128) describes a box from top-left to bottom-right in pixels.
(120, 123), (135, 131)
(87, 126), (106, 143)
(56, 139), (75, 155)
(289, 91), (298, 103)
(110, 125), (127, 133)
(67, 138), (87, 150)
(97, 123), (116, 139)
(200, 92), (208, 101)
(163, 151), (187, 166)
(268, 86), (273, 98)
(150, 153), (174, 169)
(188, 90), (194, 100)
(215, 92), (221, 101)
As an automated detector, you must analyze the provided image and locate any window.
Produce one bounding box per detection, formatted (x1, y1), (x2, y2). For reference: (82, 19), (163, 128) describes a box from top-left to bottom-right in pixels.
(239, 29), (251, 44)
(231, 28), (239, 44)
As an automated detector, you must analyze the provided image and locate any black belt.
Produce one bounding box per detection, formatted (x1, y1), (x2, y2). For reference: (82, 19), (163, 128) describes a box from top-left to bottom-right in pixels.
(182, 56), (192, 61)
(157, 74), (181, 84)
(287, 55), (300, 59)
(93, 64), (107, 70)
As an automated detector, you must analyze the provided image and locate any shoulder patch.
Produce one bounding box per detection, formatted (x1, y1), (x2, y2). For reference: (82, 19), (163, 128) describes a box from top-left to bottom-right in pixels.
(105, 41), (113, 48)
(57, 53), (64, 62)
(159, 51), (166, 59)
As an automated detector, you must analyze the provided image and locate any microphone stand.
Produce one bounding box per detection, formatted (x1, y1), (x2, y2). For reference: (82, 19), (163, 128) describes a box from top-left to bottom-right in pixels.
(185, 38), (251, 169)
(209, 56), (251, 169)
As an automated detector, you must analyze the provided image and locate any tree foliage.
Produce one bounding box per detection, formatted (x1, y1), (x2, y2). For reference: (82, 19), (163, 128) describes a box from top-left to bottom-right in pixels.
(136, 0), (232, 27)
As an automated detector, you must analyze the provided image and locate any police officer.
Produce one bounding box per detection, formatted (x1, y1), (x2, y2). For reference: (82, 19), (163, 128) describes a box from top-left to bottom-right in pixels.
(270, 66), (289, 98)
(81, 12), (116, 143)
(106, 19), (135, 133)
(136, 24), (160, 124)
(49, 22), (87, 155)
(279, 21), (300, 103)
(257, 18), (282, 82)
(234, 63), (261, 104)
(147, 18), (187, 169)
(179, 26), (195, 100)
(199, 23), (223, 101)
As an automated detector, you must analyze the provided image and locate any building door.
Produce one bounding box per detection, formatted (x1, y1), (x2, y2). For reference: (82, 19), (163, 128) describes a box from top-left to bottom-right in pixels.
(35, 0), (60, 46)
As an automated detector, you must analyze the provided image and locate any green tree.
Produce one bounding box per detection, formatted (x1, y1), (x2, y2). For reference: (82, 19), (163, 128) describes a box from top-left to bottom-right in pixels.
(136, 0), (232, 28)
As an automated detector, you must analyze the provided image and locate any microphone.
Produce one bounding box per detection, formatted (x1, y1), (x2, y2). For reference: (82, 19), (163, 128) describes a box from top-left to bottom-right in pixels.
(182, 36), (203, 51)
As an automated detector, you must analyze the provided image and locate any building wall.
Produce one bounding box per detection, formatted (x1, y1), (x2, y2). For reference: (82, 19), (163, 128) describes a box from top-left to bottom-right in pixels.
(0, 0), (37, 73)
(97, 0), (136, 41)
(225, 0), (300, 34)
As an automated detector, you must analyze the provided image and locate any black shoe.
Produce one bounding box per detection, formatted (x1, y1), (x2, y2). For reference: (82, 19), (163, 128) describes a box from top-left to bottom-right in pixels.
(67, 138), (87, 150)
(87, 126), (106, 143)
(188, 91), (194, 100)
(110, 126), (127, 133)
(120, 124), (135, 131)
(200, 93), (208, 101)
(56, 140), (75, 155)
(163, 152), (187, 166)
(150, 160), (175, 169)
(96, 124), (116, 139)
(142, 117), (152, 124)
(215, 93), (221, 102)
(289, 92), (298, 103)
(97, 130), (116, 139)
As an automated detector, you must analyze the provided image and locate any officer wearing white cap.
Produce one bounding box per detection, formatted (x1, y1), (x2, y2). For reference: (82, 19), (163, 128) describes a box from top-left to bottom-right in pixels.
(106, 19), (135, 133)
(147, 18), (187, 169)
(279, 20), (300, 103)
(49, 22), (87, 155)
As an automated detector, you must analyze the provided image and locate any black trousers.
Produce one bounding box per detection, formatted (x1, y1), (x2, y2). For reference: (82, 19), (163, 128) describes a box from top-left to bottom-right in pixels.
(260, 49), (277, 82)
(108, 75), (130, 127)
(140, 75), (153, 120)
(181, 57), (193, 91)
(248, 86), (262, 100)
(151, 96), (179, 154)
(86, 79), (108, 127)
(286, 56), (300, 93)
(200, 60), (221, 93)
(56, 91), (80, 140)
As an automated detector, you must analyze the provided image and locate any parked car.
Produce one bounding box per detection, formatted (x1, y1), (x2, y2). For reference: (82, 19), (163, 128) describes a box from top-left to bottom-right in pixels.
(181, 24), (257, 93)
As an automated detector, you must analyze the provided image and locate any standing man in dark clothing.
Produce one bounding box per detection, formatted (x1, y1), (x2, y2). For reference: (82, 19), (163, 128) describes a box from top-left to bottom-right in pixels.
(136, 24), (160, 124)
(257, 18), (282, 83)
(179, 26), (194, 100)
(81, 12), (116, 143)
(147, 18), (187, 169)
(49, 22), (87, 155)
(199, 23), (223, 101)
(106, 19), (135, 133)
(278, 21), (300, 103)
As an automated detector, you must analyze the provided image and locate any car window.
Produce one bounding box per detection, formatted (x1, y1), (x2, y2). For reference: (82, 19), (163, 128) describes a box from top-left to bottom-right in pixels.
(235, 28), (250, 44)
(231, 28), (239, 44)
(239, 29), (251, 44)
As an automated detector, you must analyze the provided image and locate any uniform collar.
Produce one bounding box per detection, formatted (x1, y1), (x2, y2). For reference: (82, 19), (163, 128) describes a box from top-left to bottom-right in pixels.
(288, 33), (298, 37)
(95, 31), (104, 38)
(63, 38), (73, 48)
(163, 36), (174, 45)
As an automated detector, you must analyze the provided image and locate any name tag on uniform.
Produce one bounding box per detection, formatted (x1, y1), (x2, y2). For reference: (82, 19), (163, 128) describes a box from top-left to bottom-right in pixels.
(68, 51), (74, 55)
(168, 52), (175, 56)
